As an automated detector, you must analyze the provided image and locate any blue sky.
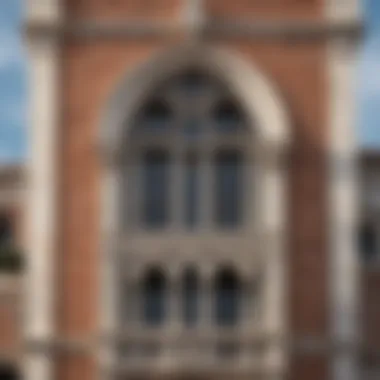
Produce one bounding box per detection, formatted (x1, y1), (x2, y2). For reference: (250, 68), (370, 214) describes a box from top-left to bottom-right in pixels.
(0, 1), (379, 162)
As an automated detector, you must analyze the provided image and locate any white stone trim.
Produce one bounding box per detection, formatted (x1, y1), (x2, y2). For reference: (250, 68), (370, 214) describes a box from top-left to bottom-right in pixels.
(261, 154), (288, 375)
(327, 36), (361, 380)
(325, 0), (362, 24)
(26, 0), (63, 24)
(26, 19), (362, 42)
(24, 30), (60, 380)
(97, 165), (121, 380)
(181, 0), (206, 37)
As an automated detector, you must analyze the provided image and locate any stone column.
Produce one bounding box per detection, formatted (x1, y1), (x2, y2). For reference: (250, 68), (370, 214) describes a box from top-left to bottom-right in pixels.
(24, 1), (61, 377)
(328, 37), (361, 380)
(199, 264), (214, 363)
(162, 264), (182, 368)
(325, 0), (362, 375)
(261, 149), (287, 378)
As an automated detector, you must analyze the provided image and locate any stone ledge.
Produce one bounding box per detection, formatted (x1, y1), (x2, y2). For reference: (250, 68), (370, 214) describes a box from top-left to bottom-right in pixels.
(24, 18), (363, 41)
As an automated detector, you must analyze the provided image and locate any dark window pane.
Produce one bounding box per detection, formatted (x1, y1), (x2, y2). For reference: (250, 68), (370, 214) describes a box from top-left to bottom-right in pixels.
(185, 154), (199, 228)
(214, 268), (240, 327)
(359, 222), (377, 262)
(182, 268), (199, 326)
(138, 100), (171, 132)
(143, 269), (167, 326)
(214, 150), (243, 227)
(0, 216), (12, 246)
(213, 100), (242, 132)
(142, 150), (170, 227)
(0, 366), (18, 380)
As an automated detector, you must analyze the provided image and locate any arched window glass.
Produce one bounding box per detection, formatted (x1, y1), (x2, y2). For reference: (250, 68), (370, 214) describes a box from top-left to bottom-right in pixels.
(142, 149), (170, 228)
(128, 68), (250, 230)
(182, 267), (199, 327)
(359, 222), (377, 262)
(214, 150), (243, 227)
(214, 268), (241, 327)
(0, 215), (12, 246)
(184, 153), (199, 228)
(138, 99), (171, 133)
(213, 99), (243, 132)
(143, 268), (167, 326)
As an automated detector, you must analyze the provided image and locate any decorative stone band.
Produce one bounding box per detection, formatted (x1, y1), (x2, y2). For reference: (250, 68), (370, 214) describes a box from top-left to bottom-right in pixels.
(24, 18), (363, 41)
(24, 334), (366, 354)
(111, 363), (285, 378)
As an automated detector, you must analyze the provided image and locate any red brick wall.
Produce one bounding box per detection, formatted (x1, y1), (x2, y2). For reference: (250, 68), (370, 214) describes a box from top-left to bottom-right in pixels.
(65, 0), (182, 21)
(205, 0), (323, 20)
(64, 0), (324, 22)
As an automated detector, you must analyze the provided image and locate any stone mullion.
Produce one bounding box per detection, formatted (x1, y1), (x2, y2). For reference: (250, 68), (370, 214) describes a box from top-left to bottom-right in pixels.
(163, 266), (182, 366)
(199, 264), (214, 363)
(123, 273), (140, 331)
(260, 150), (288, 378)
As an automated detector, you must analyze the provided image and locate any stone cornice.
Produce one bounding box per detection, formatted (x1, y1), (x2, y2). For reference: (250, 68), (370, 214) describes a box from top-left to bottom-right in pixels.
(24, 18), (363, 41)
(23, 334), (368, 355)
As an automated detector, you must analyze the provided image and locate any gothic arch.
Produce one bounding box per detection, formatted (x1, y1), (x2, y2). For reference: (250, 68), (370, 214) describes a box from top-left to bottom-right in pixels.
(99, 43), (291, 162)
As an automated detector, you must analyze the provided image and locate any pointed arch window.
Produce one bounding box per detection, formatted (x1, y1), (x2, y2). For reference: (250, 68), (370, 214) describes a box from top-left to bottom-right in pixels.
(142, 268), (167, 327)
(213, 99), (243, 132)
(214, 267), (241, 327)
(126, 69), (250, 230)
(182, 267), (200, 327)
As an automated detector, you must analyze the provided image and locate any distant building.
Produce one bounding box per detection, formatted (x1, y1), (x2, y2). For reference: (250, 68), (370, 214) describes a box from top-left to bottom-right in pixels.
(0, 164), (24, 380)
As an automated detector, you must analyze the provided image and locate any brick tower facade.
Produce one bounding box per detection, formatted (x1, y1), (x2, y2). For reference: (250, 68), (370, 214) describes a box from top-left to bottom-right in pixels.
(24, 1), (362, 380)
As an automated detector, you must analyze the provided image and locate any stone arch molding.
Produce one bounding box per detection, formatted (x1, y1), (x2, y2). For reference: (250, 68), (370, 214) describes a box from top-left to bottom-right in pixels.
(99, 43), (291, 161)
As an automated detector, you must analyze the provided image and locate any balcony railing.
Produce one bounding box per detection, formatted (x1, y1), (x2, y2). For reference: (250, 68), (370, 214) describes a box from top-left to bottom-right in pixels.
(112, 327), (278, 375)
